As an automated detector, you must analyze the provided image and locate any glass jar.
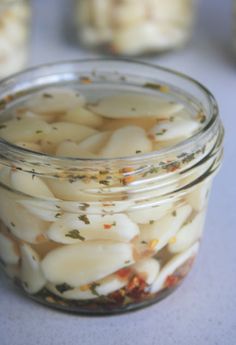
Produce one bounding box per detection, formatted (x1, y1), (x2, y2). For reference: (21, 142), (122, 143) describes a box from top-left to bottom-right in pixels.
(233, 0), (236, 54)
(75, 0), (195, 56)
(0, 0), (31, 79)
(0, 60), (224, 315)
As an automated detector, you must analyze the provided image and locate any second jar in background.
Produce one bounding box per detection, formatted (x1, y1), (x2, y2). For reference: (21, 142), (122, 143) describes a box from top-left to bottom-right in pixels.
(0, 0), (31, 79)
(75, 0), (195, 56)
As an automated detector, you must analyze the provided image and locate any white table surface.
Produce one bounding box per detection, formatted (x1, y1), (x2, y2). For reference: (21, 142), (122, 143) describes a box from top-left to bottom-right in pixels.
(0, 0), (236, 344)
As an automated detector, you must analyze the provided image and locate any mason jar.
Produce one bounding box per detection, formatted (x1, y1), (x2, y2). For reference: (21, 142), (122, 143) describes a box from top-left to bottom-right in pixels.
(0, 0), (31, 79)
(0, 60), (224, 315)
(75, 0), (196, 56)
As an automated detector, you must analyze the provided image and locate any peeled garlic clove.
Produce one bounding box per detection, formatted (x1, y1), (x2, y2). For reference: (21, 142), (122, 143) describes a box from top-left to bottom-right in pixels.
(128, 203), (173, 224)
(0, 233), (19, 264)
(112, 1), (145, 27)
(90, 0), (111, 29)
(15, 141), (42, 152)
(78, 131), (111, 154)
(11, 171), (54, 199)
(100, 126), (152, 158)
(111, 22), (160, 55)
(41, 242), (134, 287)
(0, 195), (49, 243)
(56, 141), (96, 158)
(133, 258), (160, 285)
(138, 205), (192, 253)
(0, 118), (51, 142)
(18, 199), (60, 222)
(20, 244), (46, 294)
(47, 273), (127, 300)
(149, 117), (200, 142)
(41, 122), (97, 147)
(15, 109), (56, 123)
(102, 117), (157, 131)
(168, 212), (205, 254)
(47, 213), (139, 244)
(26, 88), (85, 113)
(62, 105), (103, 128)
(47, 179), (101, 202)
(89, 93), (183, 119)
(150, 242), (199, 293)
(187, 181), (210, 211)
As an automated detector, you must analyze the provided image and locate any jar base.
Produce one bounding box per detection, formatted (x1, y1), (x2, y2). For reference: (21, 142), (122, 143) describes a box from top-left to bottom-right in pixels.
(7, 256), (196, 316)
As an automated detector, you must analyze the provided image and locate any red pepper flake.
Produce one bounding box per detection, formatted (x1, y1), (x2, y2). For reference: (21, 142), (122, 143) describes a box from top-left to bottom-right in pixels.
(103, 224), (112, 230)
(165, 275), (179, 288)
(116, 268), (132, 279)
(126, 275), (147, 299)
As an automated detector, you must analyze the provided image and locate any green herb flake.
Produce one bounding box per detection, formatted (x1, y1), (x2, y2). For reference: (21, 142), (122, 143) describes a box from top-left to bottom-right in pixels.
(89, 282), (100, 297)
(136, 150), (142, 154)
(35, 130), (43, 134)
(149, 220), (155, 225)
(172, 210), (177, 217)
(99, 180), (110, 186)
(65, 229), (85, 241)
(79, 203), (90, 211)
(55, 283), (73, 294)
(55, 213), (62, 219)
(0, 124), (7, 130)
(78, 214), (90, 225)
(156, 129), (167, 136)
(43, 93), (53, 98)
(10, 222), (16, 227)
(143, 83), (162, 90)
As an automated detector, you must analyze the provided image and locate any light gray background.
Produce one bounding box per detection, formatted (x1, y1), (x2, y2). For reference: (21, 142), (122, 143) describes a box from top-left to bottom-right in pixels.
(0, 0), (235, 344)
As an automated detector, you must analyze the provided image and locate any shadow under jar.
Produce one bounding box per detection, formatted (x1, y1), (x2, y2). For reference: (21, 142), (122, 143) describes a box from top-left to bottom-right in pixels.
(0, 0), (31, 79)
(0, 59), (223, 315)
(75, 0), (196, 56)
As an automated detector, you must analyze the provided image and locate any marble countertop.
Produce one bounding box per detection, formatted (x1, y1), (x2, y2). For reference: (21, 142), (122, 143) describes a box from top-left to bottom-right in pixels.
(0, 0), (235, 344)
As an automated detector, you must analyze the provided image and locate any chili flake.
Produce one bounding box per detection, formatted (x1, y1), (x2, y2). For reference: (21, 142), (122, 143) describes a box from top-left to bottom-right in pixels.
(148, 239), (159, 250)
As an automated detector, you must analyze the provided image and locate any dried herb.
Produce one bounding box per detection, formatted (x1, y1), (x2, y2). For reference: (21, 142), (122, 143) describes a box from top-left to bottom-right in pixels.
(55, 213), (62, 219)
(35, 130), (43, 134)
(78, 214), (90, 224)
(79, 203), (90, 211)
(172, 210), (177, 217)
(43, 93), (53, 98)
(99, 180), (110, 186)
(156, 129), (167, 136)
(0, 124), (7, 129)
(55, 283), (73, 294)
(149, 220), (155, 225)
(89, 282), (100, 297)
(143, 83), (162, 90)
(65, 229), (85, 241)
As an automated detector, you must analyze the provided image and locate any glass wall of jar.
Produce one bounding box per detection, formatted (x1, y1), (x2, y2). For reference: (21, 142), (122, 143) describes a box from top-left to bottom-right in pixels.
(0, 60), (224, 315)
(0, 0), (31, 79)
(233, 0), (236, 54)
(75, 0), (196, 56)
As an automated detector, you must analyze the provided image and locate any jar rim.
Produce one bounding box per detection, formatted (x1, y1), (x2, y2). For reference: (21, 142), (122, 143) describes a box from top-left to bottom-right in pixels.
(0, 58), (221, 167)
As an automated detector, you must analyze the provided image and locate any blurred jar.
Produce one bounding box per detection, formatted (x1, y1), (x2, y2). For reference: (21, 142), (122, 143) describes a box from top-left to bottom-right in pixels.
(75, 0), (195, 56)
(233, 0), (236, 53)
(0, 0), (31, 79)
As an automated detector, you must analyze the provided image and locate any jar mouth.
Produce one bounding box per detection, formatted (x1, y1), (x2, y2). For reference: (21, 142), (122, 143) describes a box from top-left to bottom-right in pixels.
(0, 58), (220, 166)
